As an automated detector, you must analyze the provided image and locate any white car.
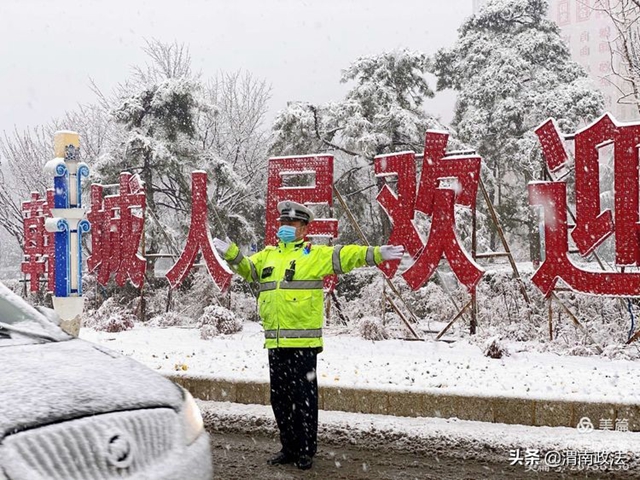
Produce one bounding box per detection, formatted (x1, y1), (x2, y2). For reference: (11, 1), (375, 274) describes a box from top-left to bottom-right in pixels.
(0, 283), (213, 480)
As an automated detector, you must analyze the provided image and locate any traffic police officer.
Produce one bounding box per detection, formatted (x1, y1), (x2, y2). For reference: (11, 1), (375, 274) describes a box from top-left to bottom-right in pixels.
(213, 200), (403, 470)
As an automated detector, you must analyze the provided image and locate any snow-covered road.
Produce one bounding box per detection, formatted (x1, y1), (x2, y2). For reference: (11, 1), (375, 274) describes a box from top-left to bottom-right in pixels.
(203, 401), (639, 478)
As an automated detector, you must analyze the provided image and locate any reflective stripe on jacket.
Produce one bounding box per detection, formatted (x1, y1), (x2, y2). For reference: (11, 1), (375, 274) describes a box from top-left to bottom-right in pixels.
(224, 240), (381, 349)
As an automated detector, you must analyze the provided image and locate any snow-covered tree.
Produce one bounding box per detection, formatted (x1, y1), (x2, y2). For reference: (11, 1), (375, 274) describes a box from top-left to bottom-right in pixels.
(0, 103), (112, 249)
(96, 45), (201, 274)
(271, 49), (444, 244)
(197, 71), (271, 245)
(0, 126), (50, 247)
(96, 41), (271, 269)
(594, 0), (640, 115)
(434, 0), (604, 253)
(273, 49), (437, 158)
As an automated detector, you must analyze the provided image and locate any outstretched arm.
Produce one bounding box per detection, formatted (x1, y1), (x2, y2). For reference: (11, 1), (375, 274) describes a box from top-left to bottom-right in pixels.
(213, 239), (260, 285)
(326, 244), (404, 276)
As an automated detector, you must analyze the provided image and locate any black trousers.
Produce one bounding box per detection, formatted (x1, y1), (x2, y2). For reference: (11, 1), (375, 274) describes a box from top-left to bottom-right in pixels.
(268, 347), (319, 459)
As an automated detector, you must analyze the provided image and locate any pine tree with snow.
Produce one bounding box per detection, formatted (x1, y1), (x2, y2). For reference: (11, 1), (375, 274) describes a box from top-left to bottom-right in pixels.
(95, 41), (202, 277)
(271, 49), (445, 244)
(434, 0), (604, 253)
(95, 41), (271, 276)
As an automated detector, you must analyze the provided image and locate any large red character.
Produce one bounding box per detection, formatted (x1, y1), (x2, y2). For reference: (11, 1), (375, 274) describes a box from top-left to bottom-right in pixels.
(165, 171), (233, 292)
(265, 155), (338, 245)
(531, 114), (640, 296)
(87, 172), (146, 288)
(21, 190), (55, 292)
(375, 152), (423, 277)
(376, 131), (484, 291)
(266, 155), (339, 290)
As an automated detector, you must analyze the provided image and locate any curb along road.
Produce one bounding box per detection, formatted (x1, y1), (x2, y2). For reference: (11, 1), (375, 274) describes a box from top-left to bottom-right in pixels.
(166, 374), (640, 432)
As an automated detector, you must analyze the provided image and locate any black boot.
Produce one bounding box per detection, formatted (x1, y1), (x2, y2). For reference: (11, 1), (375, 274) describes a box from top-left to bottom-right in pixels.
(267, 451), (296, 465)
(295, 455), (313, 470)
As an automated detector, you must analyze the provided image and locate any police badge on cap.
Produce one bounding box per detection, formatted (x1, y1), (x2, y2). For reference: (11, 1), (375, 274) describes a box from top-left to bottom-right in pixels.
(277, 201), (315, 223)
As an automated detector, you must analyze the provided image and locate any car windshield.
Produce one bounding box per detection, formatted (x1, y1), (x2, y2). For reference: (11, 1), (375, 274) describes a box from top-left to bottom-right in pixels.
(0, 283), (70, 345)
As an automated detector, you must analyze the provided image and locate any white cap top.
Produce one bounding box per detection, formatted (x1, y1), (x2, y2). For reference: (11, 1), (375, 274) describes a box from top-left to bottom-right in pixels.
(277, 200), (314, 223)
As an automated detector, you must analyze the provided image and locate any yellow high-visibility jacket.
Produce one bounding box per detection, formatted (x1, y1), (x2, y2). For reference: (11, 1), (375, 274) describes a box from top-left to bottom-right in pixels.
(224, 240), (382, 349)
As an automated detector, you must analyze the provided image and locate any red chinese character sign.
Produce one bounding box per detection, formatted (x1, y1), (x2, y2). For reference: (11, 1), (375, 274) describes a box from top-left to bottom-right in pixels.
(375, 131), (483, 291)
(375, 152), (423, 275)
(530, 114), (640, 296)
(404, 131), (484, 290)
(266, 155), (339, 290)
(166, 171), (233, 292)
(87, 172), (146, 288)
(266, 155), (338, 245)
(375, 131), (484, 291)
(21, 190), (55, 292)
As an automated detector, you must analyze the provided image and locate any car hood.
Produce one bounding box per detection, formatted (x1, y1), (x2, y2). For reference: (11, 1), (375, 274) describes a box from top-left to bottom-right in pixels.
(0, 338), (183, 439)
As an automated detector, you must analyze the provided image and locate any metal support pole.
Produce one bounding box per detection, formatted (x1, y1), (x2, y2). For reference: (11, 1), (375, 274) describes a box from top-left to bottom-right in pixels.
(436, 299), (473, 340)
(479, 178), (530, 304)
(627, 329), (640, 344)
(551, 292), (603, 354)
(548, 296), (553, 341)
(470, 287), (477, 335)
(166, 287), (173, 313)
(138, 206), (147, 321)
(333, 186), (421, 339)
(471, 201), (478, 334)
(383, 292), (421, 340)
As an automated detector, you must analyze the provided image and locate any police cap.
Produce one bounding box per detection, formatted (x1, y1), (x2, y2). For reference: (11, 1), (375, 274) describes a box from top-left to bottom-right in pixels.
(277, 200), (315, 223)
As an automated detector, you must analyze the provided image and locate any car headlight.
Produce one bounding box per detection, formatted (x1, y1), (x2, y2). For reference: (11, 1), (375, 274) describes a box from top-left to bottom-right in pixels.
(182, 389), (205, 445)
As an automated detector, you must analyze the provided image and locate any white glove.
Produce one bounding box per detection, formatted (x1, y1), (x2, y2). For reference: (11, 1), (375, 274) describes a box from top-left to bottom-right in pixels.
(213, 238), (231, 256)
(380, 245), (404, 261)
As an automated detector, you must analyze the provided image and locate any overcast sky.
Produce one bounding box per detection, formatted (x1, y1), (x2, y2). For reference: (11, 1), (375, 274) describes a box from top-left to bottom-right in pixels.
(0, 0), (472, 138)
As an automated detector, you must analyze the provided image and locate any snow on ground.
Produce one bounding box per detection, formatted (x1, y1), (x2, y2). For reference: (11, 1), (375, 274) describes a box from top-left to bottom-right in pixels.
(80, 320), (640, 404)
(202, 401), (640, 469)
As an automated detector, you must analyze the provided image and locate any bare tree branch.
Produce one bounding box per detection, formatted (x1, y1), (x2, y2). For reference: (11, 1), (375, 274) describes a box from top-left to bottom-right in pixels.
(308, 105), (369, 160)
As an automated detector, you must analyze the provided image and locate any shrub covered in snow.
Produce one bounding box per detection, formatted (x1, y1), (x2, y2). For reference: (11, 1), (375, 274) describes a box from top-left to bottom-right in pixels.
(84, 297), (136, 333)
(198, 305), (242, 338)
(169, 270), (218, 320)
(358, 316), (389, 341)
(483, 336), (509, 359)
(200, 324), (218, 340)
(149, 310), (193, 328)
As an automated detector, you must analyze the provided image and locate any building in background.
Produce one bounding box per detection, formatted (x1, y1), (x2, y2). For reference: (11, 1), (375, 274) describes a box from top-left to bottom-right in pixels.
(474, 0), (638, 121)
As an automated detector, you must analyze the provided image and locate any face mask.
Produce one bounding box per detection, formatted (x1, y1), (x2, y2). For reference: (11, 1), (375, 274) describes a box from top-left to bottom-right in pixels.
(277, 225), (297, 243)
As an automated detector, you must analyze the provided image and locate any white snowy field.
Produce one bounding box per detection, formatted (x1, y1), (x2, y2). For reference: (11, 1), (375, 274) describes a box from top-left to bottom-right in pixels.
(80, 320), (640, 405)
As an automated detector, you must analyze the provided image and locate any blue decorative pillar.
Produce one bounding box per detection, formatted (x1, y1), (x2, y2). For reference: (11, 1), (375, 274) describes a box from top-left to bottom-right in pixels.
(43, 131), (91, 336)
